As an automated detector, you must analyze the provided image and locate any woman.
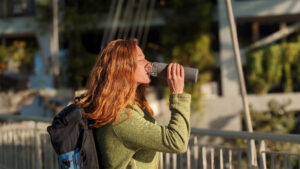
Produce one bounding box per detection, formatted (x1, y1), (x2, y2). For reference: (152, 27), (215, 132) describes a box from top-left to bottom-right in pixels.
(76, 39), (191, 169)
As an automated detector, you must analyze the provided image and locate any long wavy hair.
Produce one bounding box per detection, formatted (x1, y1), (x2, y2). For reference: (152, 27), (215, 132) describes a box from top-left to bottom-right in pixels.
(75, 39), (153, 128)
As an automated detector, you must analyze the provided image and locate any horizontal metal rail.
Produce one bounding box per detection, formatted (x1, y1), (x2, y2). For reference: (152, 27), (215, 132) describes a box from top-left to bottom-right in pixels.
(1, 114), (300, 143)
(0, 114), (52, 123)
(1, 115), (300, 169)
(191, 128), (300, 143)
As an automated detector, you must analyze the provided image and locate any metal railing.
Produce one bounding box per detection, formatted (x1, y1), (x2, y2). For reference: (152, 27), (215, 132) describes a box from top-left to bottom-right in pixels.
(160, 128), (300, 169)
(0, 115), (57, 169)
(1, 114), (300, 169)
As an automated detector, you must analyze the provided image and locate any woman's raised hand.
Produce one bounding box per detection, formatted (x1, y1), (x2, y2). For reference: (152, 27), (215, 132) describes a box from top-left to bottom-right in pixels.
(167, 63), (185, 94)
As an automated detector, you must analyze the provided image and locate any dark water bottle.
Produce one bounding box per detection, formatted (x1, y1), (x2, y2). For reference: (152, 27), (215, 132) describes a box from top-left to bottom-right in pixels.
(150, 62), (199, 83)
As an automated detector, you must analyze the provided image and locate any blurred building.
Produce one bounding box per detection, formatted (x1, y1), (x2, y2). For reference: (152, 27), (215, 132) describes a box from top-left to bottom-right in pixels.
(200, 0), (300, 131)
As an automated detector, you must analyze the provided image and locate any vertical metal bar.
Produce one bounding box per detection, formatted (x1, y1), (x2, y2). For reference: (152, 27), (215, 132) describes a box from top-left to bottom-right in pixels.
(283, 155), (288, 169)
(202, 147), (207, 169)
(10, 129), (13, 168)
(271, 153), (275, 169)
(130, 0), (144, 38)
(137, 0), (149, 41)
(41, 134), (46, 169)
(160, 153), (164, 169)
(35, 123), (42, 169)
(101, 0), (117, 49)
(220, 148), (224, 169)
(27, 130), (31, 169)
(15, 129), (18, 169)
(166, 153), (170, 169)
(247, 139), (252, 169)
(107, 0), (124, 43)
(229, 149), (233, 169)
(225, 0), (257, 167)
(187, 147), (191, 169)
(4, 130), (8, 167)
(32, 129), (35, 169)
(179, 153), (184, 169)
(172, 154), (177, 169)
(45, 134), (53, 169)
(141, 0), (156, 49)
(288, 155), (292, 169)
(238, 149), (242, 169)
(117, 0), (132, 39)
(0, 129), (3, 164)
(21, 129), (26, 169)
(122, 0), (135, 39)
(298, 156), (300, 169)
(194, 137), (199, 169)
(259, 140), (267, 169)
(211, 148), (215, 169)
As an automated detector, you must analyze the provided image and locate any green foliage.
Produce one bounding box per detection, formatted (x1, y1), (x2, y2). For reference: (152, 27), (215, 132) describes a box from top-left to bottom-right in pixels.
(0, 41), (35, 73)
(0, 46), (8, 63)
(160, 0), (215, 111)
(241, 100), (300, 154)
(246, 35), (300, 94)
(250, 99), (294, 133)
(36, 0), (52, 23)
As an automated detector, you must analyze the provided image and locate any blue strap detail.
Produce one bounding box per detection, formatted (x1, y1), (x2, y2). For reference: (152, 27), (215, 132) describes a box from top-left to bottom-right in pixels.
(58, 148), (81, 169)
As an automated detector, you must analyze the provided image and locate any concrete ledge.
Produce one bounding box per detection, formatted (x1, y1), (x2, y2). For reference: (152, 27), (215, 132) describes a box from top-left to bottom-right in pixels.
(201, 92), (300, 130)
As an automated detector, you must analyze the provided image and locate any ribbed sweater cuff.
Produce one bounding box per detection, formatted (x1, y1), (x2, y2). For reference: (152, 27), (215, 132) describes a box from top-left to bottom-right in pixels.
(169, 93), (191, 104)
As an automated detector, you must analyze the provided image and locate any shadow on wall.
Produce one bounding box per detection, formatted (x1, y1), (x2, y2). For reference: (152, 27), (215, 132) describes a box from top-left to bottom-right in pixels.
(209, 113), (238, 129)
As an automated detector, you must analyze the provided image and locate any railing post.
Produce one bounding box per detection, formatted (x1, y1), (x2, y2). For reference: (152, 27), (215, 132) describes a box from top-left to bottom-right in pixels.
(229, 149), (233, 169)
(34, 122), (42, 169)
(238, 149), (242, 169)
(160, 153), (164, 169)
(220, 148), (224, 169)
(187, 147), (191, 169)
(202, 146), (207, 169)
(193, 137), (199, 169)
(271, 153), (275, 169)
(247, 139), (252, 169)
(259, 140), (266, 169)
(210, 148), (214, 169)
(283, 154), (288, 169)
(172, 154), (177, 169)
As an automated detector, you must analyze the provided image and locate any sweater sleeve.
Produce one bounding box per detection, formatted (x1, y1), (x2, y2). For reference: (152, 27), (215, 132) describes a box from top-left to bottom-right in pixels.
(112, 93), (191, 153)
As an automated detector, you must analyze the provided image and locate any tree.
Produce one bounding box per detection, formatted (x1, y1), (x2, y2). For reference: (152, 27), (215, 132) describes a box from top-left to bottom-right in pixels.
(246, 33), (300, 94)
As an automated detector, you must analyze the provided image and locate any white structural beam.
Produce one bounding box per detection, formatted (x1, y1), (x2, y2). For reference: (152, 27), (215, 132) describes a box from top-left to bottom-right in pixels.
(218, 0), (240, 97)
(248, 21), (300, 50)
(233, 0), (300, 18)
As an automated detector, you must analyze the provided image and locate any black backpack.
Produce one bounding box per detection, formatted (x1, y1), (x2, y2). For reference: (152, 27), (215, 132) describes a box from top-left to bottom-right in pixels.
(47, 104), (100, 169)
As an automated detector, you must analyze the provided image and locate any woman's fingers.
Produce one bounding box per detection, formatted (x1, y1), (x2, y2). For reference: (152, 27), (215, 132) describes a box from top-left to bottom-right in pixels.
(168, 63), (184, 79)
(172, 63), (176, 79)
(176, 64), (180, 77)
(180, 65), (184, 78)
(167, 63), (184, 94)
(167, 63), (172, 80)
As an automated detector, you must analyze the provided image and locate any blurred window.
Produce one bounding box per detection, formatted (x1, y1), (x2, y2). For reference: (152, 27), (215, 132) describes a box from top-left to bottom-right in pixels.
(0, 0), (35, 18)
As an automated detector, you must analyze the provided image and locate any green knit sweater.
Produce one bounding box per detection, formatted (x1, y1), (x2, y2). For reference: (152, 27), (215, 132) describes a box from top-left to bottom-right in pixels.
(94, 93), (191, 169)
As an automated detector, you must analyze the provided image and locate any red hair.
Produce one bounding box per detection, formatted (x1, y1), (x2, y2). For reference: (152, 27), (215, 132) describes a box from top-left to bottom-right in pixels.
(75, 39), (153, 127)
